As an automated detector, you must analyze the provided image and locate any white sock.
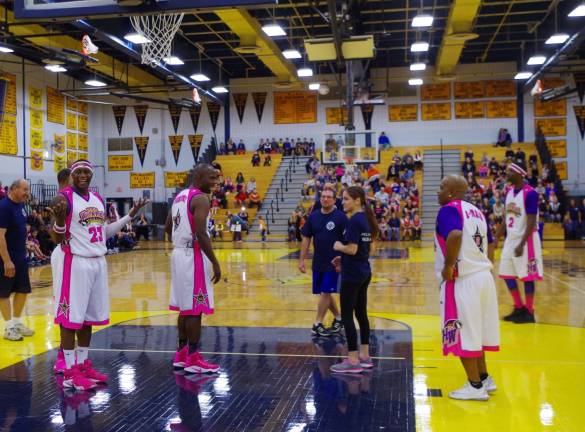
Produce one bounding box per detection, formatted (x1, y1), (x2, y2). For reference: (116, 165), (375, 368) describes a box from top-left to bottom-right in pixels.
(335, 315), (341, 321)
(64, 349), (76, 369)
(12, 317), (22, 325)
(5, 319), (14, 329)
(76, 347), (89, 364)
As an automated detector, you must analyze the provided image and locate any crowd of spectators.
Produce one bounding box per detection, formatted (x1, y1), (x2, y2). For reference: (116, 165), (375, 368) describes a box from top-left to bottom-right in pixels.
(219, 137), (317, 157)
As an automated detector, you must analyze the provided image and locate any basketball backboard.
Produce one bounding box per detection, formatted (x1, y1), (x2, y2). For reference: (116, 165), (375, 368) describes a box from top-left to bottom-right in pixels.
(321, 131), (379, 165)
(14, 0), (277, 20)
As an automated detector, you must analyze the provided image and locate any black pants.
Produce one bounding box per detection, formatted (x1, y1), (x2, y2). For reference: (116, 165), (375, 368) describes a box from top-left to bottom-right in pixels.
(340, 275), (371, 352)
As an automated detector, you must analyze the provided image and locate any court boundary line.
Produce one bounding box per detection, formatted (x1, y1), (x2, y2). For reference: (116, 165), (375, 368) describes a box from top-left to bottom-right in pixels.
(545, 273), (585, 295)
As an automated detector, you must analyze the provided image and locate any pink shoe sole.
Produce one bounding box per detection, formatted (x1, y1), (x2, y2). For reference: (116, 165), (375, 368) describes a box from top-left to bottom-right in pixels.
(184, 365), (220, 374)
(63, 379), (97, 391)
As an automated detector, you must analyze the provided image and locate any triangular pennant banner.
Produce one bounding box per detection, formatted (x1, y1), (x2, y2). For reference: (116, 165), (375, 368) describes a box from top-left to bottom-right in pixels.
(112, 105), (127, 135)
(232, 93), (248, 123)
(134, 105), (148, 135)
(189, 105), (201, 133)
(168, 105), (182, 134)
(134, 136), (149, 167)
(169, 135), (184, 165)
(574, 72), (585, 103)
(252, 92), (267, 123)
(207, 101), (221, 131)
(360, 104), (374, 130)
(188, 134), (203, 162)
(574, 105), (585, 140)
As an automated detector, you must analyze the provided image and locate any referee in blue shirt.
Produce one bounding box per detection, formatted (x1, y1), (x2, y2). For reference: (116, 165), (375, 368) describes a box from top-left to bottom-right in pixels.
(299, 186), (347, 336)
(0, 179), (35, 341)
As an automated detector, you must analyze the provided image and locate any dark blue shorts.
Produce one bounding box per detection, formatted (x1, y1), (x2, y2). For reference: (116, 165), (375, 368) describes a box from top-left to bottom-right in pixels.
(312, 271), (339, 295)
(0, 258), (31, 298)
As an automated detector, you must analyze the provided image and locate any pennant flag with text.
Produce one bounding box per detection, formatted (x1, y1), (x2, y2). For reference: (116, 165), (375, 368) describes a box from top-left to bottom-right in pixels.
(188, 134), (203, 162)
(134, 105), (148, 135)
(168, 105), (182, 134)
(360, 104), (374, 130)
(134, 136), (149, 167)
(189, 105), (201, 133)
(112, 105), (127, 135)
(574, 105), (585, 140)
(169, 135), (184, 164)
(252, 92), (267, 123)
(574, 72), (585, 103)
(207, 101), (221, 131)
(233, 93), (248, 123)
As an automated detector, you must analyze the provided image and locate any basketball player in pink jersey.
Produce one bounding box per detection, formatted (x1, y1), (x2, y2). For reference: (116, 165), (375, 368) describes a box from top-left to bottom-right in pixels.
(166, 164), (221, 374)
(50, 160), (148, 390)
(496, 163), (542, 324)
(436, 175), (500, 401)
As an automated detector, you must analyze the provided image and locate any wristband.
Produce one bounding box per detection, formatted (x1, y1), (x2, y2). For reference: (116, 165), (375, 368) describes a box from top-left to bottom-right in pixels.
(53, 222), (66, 234)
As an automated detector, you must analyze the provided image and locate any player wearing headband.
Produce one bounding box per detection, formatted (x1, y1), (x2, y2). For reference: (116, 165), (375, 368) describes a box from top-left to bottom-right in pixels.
(50, 160), (148, 390)
(495, 163), (542, 324)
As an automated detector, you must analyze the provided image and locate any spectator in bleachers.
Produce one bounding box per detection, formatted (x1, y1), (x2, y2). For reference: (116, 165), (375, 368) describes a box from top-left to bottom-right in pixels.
(401, 215), (412, 240)
(263, 139), (272, 154)
(335, 165), (344, 182)
(234, 189), (247, 208)
(378, 132), (391, 149)
(374, 187), (390, 206)
(412, 214), (422, 240)
(567, 199), (580, 227)
(211, 160), (222, 174)
(283, 138), (292, 156)
(251, 152), (261, 167)
(247, 189), (262, 209)
(237, 139), (246, 154)
(134, 214), (151, 241)
(547, 195), (561, 222)
(218, 142), (226, 155)
(263, 154), (272, 166)
(414, 150), (423, 169)
(388, 213), (401, 241)
(309, 138), (316, 154)
(235, 172), (245, 191)
(464, 147), (474, 161)
(246, 178), (257, 195)
(496, 128), (512, 147)
(0, 182), (4, 200)
(563, 213), (578, 240)
(541, 164), (550, 182)
(478, 159), (489, 178)
(341, 170), (353, 187)
(505, 147), (515, 160)
(258, 216), (267, 242)
(226, 139), (237, 155)
(462, 157), (476, 178)
(515, 147), (526, 167)
(238, 208), (249, 234)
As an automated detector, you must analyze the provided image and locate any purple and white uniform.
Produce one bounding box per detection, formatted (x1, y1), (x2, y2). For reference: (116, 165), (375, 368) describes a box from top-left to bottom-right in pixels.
(435, 200), (500, 358)
(169, 188), (214, 315)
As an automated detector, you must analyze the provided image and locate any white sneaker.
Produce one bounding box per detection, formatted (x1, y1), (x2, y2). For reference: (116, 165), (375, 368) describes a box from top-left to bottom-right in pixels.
(3, 327), (23, 341)
(482, 375), (497, 393)
(13, 322), (34, 337)
(448, 382), (489, 401)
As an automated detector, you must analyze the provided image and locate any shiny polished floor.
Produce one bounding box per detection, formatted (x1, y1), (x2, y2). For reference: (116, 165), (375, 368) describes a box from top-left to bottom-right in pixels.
(1, 239), (585, 431)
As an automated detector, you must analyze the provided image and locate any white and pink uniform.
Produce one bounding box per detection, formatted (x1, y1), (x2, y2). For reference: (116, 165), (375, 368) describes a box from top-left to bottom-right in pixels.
(498, 185), (543, 281)
(435, 200), (500, 358)
(170, 188), (214, 315)
(53, 187), (109, 330)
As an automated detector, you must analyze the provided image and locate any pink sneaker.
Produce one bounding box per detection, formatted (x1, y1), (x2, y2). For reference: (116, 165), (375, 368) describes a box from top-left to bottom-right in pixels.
(183, 352), (220, 374)
(63, 365), (97, 391)
(54, 350), (66, 374)
(173, 346), (189, 368)
(79, 360), (108, 383)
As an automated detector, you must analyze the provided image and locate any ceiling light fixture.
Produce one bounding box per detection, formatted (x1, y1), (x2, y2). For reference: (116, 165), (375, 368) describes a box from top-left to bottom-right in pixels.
(514, 72), (532, 80)
(0, 46), (14, 53)
(545, 33), (570, 45)
(410, 62), (427, 71)
(409, 78), (423, 86)
(164, 56), (184, 65)
(124, 33), (151, 44)
(282, 49), (302, 59)
(568, 4), (585, 17)
(262, 24), (286, 37)
(85, 79), (107, 87)
(527, 55), (547, 65)
(411, 41), (429, 52)
(297, 67), (313, 77)
(412, 14), (434, 28)
(190, 73), (210, 82)
(212, 86), (228, 93)
(308, 83), (320, 90)
(45, 64), (67, 73)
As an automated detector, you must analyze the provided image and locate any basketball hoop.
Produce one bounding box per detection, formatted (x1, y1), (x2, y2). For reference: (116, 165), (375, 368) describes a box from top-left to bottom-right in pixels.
(130, 13), (185, 65)
(81, 34), (99, 55)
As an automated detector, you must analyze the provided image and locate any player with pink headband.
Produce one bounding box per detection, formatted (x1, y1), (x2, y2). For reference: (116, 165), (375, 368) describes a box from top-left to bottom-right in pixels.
(495, 162), (543, 324)
(50, 159), (149, 390)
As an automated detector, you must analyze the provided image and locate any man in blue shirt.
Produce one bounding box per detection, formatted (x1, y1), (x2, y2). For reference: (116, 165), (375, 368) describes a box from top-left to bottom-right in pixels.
(299, 186), (347, 336)
(0, 179), (35, 341)
(378, 132), (390, 149)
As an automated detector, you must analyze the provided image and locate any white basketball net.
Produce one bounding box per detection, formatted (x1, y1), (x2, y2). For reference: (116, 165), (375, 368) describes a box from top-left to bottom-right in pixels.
(130, 13), (185, 65)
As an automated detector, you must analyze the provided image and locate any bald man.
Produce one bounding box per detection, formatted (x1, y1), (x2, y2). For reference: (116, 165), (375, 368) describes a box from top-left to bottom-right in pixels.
(0, 179), (35, 341)
(435, 175), (500, 401)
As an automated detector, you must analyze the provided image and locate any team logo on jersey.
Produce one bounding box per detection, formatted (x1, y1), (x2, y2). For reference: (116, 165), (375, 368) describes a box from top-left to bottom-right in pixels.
(506, 203), (522, 216)
(473, 227), (484, 253)
(193, 290), (209, 307)
(527, 258), (538, 275)
(173, 209), (181, 229)
(326, 221), (335, 231)
(78, 207), (105, 226)
(57, 298), (70, 318)
(442, 319), (462, 347)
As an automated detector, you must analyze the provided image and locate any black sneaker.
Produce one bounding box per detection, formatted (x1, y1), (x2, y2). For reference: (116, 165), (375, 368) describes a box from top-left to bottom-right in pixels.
(311, 323), (332, 337)
(329, 317), (343, 333)
(513, 308), (535, 324)
(503, 307), (524, 322)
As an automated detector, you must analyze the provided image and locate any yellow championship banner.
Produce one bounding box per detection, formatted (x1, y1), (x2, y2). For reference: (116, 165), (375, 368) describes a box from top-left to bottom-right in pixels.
(47, 86), (65, 124)
(454, 81), (484, 99)
(388, 104), (418, 121)
(78, 134), (88, 152)
(534, 98), (566, 117)
(67, 132), (78, 150)
(164, 171), (190, 188)
(53, 133), (65, 154)
(541, 78), (565, 90)
(67, 150), (78, 164)
(421, 83), (451, 101)
(547, 139), (567, 158)
(325, 107), (349, 124)
(67, 111), (77, 130)
(66, 98), (78, 112)
(485, 100), (517, 118)
(454, 101), (484, 119)
(0, 73), (17, 115)
(535, 118), (566, 137)
(0, 115), (17, 155)
(78, 115), (88, 133)
(30, 150), (43, 171)
(485, 80), (516, 97)
(30, 129), (43, 149)
(554, 161), (568, 180)
(78, 101), (88, 114)
(421, 102), (451, 121)
(274, 91), (317, 124)
(54, 154), (66, 173)
(77, 151), (88, 160)
(108, 154), (133, 171)
(29, 86), (43, 109)
(130, 172), (155, 189)
(30, 109), (43, 129)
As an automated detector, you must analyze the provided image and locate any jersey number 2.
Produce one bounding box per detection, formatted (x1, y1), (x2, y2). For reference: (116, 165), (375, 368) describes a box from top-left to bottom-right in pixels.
(507, 217), (514, 228)
(89, 226), (104, 243)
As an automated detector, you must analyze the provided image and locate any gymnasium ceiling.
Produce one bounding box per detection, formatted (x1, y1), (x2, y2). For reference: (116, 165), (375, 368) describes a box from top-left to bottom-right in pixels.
(1, 0), (584, 98)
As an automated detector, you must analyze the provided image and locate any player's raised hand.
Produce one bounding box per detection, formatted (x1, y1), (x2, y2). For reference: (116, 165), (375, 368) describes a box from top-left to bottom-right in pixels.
(129, 198), (150, 218)
(51, 200), (68, 224)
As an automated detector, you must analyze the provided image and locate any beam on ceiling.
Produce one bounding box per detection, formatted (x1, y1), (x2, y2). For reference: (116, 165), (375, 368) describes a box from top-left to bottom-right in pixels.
(435, 0), (482, 76)
(213, 8), (297, 83)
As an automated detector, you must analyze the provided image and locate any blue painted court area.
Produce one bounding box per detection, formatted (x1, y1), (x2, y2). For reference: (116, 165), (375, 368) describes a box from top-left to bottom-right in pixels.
(0, 326), (414, 431)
